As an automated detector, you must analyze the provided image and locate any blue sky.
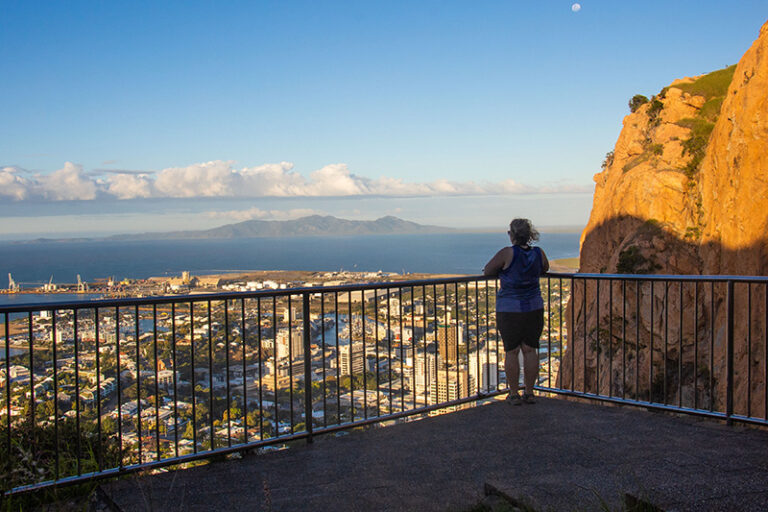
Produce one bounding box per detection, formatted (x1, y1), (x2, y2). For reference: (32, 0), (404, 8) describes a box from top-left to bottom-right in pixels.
(1, 1), (766, 238)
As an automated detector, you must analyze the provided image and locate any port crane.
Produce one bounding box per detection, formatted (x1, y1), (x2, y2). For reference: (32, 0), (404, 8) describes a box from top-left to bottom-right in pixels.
(77, 274), (88, 293)
(7, 273), (18, 292)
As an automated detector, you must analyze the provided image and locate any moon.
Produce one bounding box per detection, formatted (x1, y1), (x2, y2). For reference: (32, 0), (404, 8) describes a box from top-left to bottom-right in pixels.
(571, 3), (581, 12)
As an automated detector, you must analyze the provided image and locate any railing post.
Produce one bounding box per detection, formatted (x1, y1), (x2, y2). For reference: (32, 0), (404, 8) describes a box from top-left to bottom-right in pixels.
(726, 280), (734, 425)
(303, 292), (314, 443)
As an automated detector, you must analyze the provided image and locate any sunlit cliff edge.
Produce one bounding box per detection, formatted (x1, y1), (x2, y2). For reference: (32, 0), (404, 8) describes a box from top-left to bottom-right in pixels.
(560, 20), (768, 412)
(580, 19), (768, 276)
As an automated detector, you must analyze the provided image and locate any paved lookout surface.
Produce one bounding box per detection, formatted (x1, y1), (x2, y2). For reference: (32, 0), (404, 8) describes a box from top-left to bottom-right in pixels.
(98, 397), (768, 511)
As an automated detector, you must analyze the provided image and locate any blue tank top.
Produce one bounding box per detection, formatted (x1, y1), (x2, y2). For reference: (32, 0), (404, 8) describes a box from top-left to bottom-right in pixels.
(496, 245), (544, 313)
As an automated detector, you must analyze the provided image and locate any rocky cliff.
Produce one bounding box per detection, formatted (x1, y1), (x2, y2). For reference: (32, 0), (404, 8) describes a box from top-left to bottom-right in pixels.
(559, 20), (768, 416)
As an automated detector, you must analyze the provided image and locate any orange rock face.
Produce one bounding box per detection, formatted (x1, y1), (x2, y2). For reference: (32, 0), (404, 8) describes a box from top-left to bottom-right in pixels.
(559, 20), (768, 417)
(699, 21), (768, 275)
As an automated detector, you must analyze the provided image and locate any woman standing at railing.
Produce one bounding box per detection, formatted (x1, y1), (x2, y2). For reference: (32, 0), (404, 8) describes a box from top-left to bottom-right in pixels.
(483, 218), (549, 405)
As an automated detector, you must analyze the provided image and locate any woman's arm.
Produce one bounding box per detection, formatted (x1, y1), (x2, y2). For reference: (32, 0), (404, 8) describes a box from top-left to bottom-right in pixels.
(539, 248), (550, 274)
(483, 248), (512, 276)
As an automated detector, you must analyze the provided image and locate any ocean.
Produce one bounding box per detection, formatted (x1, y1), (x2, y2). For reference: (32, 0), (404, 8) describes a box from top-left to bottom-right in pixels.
(0, 232), (579, 293)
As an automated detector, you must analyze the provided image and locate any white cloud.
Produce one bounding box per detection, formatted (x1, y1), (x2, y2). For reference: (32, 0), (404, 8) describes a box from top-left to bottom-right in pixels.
(154, 160), (237, 198)
(206, 207), (320, 222)
(1, 160), (591, 202)
(0, 166), (33, 200)
(107, 173), (154, 199)
(37, 162), (98, 200)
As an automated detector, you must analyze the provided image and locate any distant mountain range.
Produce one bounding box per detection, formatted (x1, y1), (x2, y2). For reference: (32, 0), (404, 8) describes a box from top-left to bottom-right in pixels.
(106, 215), (454, 241)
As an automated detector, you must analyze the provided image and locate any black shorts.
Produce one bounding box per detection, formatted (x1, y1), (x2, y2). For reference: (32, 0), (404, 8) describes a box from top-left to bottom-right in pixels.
(497, 309), (544, 351)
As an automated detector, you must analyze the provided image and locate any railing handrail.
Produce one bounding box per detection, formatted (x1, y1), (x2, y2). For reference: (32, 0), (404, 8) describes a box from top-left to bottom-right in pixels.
(6, 271), (768, 313)
(0, 274), (494, 312)
(548, 271), (768, 282)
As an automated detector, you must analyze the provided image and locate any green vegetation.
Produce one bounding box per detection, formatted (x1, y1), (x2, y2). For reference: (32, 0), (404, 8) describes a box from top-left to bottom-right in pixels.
(622, 152), (651, 173)
(0, 418), (121, 508)
(676, 117), (715, 179)
(616, 246), (660, 274)
(698, 97), (725, 123)
(669, 66), (736, 241)
(646, 98), (664, 127)
(601, 150), (615, 171)
(672, 65), (736, 100)
(629, 94), (649, 113)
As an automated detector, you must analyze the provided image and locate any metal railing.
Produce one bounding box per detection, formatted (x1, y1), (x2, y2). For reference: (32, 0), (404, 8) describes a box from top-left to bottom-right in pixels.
(545, 273), (768, 427)
(2, 272), (767, 496)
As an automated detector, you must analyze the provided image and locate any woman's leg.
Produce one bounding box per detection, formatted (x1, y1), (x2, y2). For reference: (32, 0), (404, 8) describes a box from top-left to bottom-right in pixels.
(521, 343), (538, 395)
(505, 347), (521, 395)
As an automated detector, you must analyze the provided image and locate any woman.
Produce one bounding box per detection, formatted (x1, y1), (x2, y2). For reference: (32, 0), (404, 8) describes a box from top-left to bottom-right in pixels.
(483, 218), (549, 405)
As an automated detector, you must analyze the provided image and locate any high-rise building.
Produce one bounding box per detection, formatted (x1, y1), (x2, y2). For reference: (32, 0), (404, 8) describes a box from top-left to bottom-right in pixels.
(276, 330), (304, 360)
(437, 323), (463, 365)
(414, 350), (437, 395)
(339, 342), (366, 376)
(469, 352), (499, 393)
(428, 369), (474, 410)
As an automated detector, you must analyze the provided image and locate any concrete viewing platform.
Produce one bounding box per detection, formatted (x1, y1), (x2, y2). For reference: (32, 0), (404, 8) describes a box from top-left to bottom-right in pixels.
(97, 396), (768, 511)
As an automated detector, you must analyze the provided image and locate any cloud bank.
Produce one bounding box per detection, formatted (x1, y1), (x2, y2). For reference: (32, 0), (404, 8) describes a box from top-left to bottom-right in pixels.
(0, 161), (591, 202)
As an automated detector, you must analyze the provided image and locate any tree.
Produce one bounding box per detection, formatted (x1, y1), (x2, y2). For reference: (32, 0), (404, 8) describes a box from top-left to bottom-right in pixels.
(629, 94), (649, 113)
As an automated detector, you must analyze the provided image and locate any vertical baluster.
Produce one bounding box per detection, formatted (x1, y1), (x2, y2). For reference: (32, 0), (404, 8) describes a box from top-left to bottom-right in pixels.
(224, 300), (231, 447)
(726, 280), (734, 424)
(609, 279), (613, 397)
(348, 291), (354, 421)
(242, 298), (249, 444)
(583, 279), (587, 393)
(662, 280), (669, 405)
(387, 287), (393, 414)
(52, 310), (59, 479)
(321, 292), (327, 427)
(116, 307), (124, 466)
(190, 302), (197, 453)
(153, 305), (160, 461)
(571, 278), (575, 391)
(302, 292), (312, 443)
(411, 286), (416, 408)
(454, 283), (460, 399)
(335, 292), (341, 423)
(361, 290), (367, 419)
(27, 312), (34, 449)
(709, 282), (714, 412)
(207, 301), (214, 449)
(134, 305), (141, 464)
(399, 287), (405, 412)
(72, 309), (83, 476)
(622, 280), (626, 400)
(679, 282), (683, 409)
(95, 307), (103, 470)
(374, 289), (380, 416)
(635, 282), (640, 401)
(694, 283), (699, 410)
(4, 313), (10, 457)
(559, 277), (564, 392)
(748, 283), (752, 418)
(171, 303), (178, 458)
(596, 279), (600, 395)
(423, 285), (428, 406)
(547, 277), (552, 389)
(272, 296), (278, 437)
(649, 282), (654, 403)
(288, 295), (294, 434)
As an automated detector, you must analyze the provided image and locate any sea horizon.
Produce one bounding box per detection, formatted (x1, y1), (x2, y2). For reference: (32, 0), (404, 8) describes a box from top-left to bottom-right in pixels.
(0, 232), (580, 291)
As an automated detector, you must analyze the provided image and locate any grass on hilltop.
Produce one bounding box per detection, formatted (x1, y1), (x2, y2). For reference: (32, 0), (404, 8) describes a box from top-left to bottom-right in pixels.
(670, 64), (736, 100)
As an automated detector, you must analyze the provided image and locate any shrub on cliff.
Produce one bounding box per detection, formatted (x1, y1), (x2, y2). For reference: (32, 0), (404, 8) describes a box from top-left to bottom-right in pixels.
(629, 94), (649, 113)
